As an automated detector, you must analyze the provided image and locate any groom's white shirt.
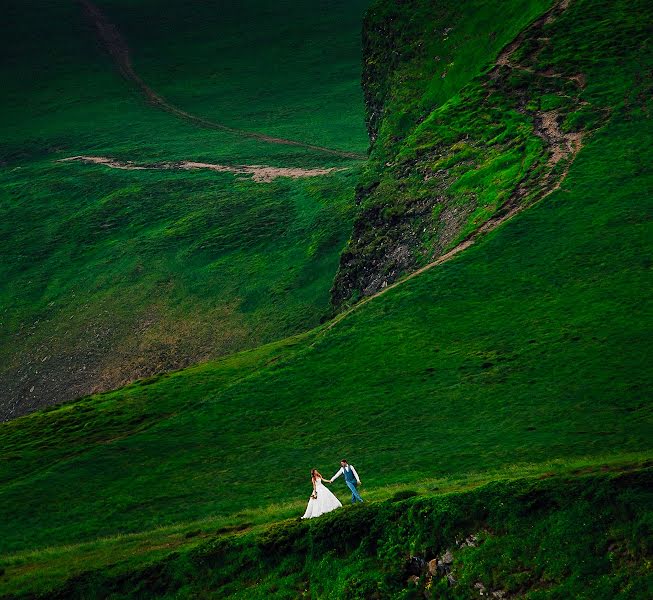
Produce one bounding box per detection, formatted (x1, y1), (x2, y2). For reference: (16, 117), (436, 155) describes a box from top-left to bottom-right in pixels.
(331, 464), (360, 484)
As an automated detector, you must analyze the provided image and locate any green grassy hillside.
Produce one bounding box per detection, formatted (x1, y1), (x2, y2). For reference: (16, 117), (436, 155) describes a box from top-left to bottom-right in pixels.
(0, 0), (368, 419)
(2, 55), (652, 597)
(332, 0), (651, 306)
(3, 99), (651, 540)
(1, 0), (651, 597)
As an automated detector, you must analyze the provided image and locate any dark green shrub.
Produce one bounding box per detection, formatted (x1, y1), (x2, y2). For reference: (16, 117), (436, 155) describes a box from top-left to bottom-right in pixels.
(390, 490), (419, 502)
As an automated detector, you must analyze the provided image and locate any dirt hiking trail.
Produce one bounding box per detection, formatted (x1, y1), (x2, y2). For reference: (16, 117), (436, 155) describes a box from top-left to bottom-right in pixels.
(78, 0), (365, 161)
(59, 156), (346, 182)
(321, 0), (586, 334)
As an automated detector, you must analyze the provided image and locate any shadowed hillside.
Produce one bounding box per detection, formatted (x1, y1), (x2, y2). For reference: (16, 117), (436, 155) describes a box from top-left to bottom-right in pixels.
(0, 0), (368, 419)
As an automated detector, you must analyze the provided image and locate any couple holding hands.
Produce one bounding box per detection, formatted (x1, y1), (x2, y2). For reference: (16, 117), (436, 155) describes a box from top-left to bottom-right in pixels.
(301, 459), (364, 519)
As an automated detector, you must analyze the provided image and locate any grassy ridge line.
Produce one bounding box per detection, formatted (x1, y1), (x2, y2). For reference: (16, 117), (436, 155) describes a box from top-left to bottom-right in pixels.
(78, 0), (366, 160)
(325, 0), (584, 328)
(1, 455), (649, 599)
(322, 104), (581, 334)
(331, 0), (555, 304)
(2, 467), (650, 598)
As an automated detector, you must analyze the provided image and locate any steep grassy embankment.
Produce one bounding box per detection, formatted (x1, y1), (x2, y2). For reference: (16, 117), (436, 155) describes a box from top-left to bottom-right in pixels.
(0, 0), (368, 419)
(0, 0), (651, 596)
(4, 469), (652, 599)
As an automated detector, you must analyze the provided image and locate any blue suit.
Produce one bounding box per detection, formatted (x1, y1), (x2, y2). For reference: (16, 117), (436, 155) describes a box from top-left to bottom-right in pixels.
(342, 465), (364, 503)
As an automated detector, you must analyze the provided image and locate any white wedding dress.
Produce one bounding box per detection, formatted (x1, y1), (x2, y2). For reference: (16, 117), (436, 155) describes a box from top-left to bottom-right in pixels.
(301, 477), (342, 519)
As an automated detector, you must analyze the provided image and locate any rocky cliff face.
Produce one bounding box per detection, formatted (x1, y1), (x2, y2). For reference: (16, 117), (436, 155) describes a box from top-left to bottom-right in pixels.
(331, 0), (630, 307)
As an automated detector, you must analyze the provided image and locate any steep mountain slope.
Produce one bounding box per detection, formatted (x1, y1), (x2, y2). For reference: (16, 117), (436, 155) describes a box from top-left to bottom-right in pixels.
(0, 0), (368, 419)
(1, 0), (651, 596)
(331, 0), (649, 305)
(3, 107), (650, 553)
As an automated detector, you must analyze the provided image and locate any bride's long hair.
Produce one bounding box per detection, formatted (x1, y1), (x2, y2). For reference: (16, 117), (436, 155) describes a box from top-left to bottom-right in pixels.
(311, 469), (322, 481)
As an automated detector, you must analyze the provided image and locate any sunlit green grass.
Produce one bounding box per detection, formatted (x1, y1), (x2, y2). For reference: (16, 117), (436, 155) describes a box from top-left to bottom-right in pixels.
(1, 455), (649, 598)
(2, 464), (651, 598)
(0, 0), (651, 596)
(2, 108), (651, 557)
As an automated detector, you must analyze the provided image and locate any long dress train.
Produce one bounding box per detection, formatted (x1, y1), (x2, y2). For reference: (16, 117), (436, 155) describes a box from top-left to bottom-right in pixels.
(301, 477), (342, 518)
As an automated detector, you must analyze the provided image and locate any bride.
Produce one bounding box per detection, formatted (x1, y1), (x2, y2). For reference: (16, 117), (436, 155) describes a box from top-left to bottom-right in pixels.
(301, 469), (342, 519)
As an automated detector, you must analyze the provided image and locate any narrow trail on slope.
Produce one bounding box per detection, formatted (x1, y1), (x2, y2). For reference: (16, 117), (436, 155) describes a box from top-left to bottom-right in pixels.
(322, 200), (530, 334)
(493, 0), (583, 172)
(58, 155), (346, 183)
(319, 0), (586, 335)
(77, 0), (366, 161)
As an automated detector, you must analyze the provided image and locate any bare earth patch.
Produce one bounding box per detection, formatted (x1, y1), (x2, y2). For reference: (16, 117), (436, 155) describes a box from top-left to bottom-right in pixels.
(535, 111), (583, 167)
(58, 156), (346, 182)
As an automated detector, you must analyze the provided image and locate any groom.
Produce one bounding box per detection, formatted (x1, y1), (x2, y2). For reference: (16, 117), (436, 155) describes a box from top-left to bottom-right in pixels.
(331, 459), (363, 503)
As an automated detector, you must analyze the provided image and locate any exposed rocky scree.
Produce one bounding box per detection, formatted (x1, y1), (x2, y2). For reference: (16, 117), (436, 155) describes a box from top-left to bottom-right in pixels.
(404, 532), (510, 597)
(0, 306), (211, 421)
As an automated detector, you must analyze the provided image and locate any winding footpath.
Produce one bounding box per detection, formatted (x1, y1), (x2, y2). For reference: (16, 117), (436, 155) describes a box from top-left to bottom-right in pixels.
(321, 0), (585, 333)
(76, 0), (584, 334)
(78, 0), (365, 161)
